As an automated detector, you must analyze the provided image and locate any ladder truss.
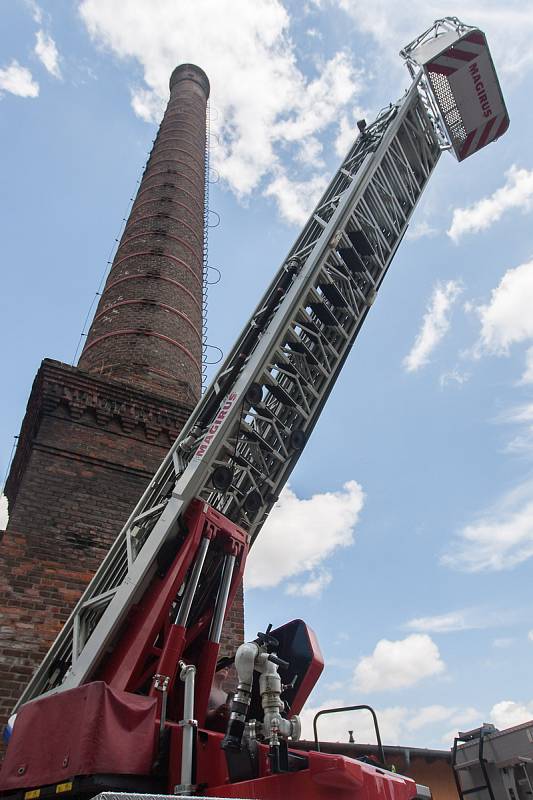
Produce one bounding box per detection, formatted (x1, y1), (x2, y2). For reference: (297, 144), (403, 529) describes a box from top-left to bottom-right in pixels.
(17, 77), (441, 708)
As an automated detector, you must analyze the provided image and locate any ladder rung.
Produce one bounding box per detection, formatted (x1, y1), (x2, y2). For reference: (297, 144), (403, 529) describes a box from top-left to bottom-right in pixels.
(495, 757), (533, 768)
(319, 282), (347, 308)
(285, 337), (319, 366)
(130, 501), (167, 528)
(79, 588), (117, 612)
(254, 403), (275, 420)
(462, 786), (489, 795)
(274, 356), (297, 375)
(241, 423), (277, 454)
(338, 246), (366, 276)
(309, 302), (338, 327)
(266, 382), (296, 408)
(348, 229), (374, 256)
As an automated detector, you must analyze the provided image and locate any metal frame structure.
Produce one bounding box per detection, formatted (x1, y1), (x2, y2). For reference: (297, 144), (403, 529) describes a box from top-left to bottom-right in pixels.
(400, 16), (476, 152)
(400, 17), (475, 73)
(17, 75), (442, 708)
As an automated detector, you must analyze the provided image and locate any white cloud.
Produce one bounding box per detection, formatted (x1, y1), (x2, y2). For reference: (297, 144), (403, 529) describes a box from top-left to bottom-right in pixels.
(246, 480), (364, 593)
(26, 0), (43, 24)
(490, 700), (533, 730)
(274, 51), (361, 144)
(448, 167), (533, 243)
(405, 220), (439, 242)
(299, 696), (409, 743)
(476, 260), (533, 355)
(286, 569), (332, 597)
(492, 637), (514, 648)
(353, 634), (445, 693)
(470, 259), (533, 390)
(295, 136), (324, 168)
(35, 30), (62, 79)
(407, 704), (454, 731)
(406, 610), (480, 634)
(324, 680), (345, 691)
(521, 347), (533, 385)
(0, 60), (39, 98)
(78, 0), (364, 223)
(503, 402), (533, 426)
(407, 607), (515, 633)
(528, 630), (533, 642)
(441, 707), (486, 743)
(439, 369), (470, 388)
(403, 281), (462, 372)
(300, 697), (479, 745)
(130, 87), (164, 122)
(408, 705), (481, 739)
(334, 115), (356, 158)
(327, 655), (354, 669)
(264, 172), (328, 226)
(336, 632), (350, 643)
(335, 1), (533, 79)
(443, 479), (533, 572)
(0, 494), (8, 529)
(500, 402), (533, 455)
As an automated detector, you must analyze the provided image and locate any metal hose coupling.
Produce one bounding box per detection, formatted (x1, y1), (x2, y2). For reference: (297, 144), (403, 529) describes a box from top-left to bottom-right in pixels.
(221, 688), (251, 751)
(221, 641), (258, 752)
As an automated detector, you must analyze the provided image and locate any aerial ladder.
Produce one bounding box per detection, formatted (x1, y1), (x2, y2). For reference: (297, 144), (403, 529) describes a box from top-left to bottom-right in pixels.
(0, 17), (509, 800)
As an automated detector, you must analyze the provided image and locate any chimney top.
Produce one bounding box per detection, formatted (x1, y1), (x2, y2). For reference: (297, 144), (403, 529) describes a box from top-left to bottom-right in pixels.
(169, 63), (210, 98)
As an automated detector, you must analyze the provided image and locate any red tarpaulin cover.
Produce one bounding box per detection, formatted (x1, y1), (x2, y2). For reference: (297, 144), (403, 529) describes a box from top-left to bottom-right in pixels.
(0, 682), (157, 790)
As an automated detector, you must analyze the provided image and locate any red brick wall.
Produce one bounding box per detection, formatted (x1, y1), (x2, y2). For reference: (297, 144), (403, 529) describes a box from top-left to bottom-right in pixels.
(0, 359), (245, 727)
(0, 359), (189, 724)
(220, 582), (245, 659)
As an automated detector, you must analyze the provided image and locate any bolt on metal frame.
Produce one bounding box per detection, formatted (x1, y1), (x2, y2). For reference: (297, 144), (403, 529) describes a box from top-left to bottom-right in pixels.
(17, 75), (442, 708)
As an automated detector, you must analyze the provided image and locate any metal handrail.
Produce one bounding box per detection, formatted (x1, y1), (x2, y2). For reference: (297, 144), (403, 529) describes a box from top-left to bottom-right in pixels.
(312, 704), (386, 765)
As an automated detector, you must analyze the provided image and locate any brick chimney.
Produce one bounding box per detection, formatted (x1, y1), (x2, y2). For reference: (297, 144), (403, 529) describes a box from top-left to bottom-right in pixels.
(79, 64), (210, 403)
(0, 64), (244, 734)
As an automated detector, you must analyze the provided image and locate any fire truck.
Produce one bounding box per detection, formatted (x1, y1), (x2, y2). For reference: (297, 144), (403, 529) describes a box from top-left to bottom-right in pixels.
(0, 17), (509, 800)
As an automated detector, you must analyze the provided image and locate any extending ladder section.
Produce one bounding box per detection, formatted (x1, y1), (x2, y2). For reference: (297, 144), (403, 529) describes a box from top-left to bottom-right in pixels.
(17, 77), (441, 708)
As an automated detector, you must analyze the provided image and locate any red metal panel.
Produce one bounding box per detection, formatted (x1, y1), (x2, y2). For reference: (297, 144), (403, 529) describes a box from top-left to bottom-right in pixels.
(205, 748), (421, 799)
(0, 682), (156, 791)
(96, 499), (248, 730)
(96, 499), (207, 692)
(292, 622), (325, 714)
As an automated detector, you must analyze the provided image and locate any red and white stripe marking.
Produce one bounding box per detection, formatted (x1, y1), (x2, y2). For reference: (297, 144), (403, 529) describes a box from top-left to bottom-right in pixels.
(426, 31), (486, 77)
(458, 112), (510, 161)
(423, 29), (510, 161)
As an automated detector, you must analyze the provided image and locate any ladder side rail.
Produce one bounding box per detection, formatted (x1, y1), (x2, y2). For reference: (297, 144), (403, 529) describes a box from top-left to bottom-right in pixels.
(194, 92), (441, 540)
(453, 737), (467, 800)
(17, 78), (441, 707)
(479, 732), (498, 800)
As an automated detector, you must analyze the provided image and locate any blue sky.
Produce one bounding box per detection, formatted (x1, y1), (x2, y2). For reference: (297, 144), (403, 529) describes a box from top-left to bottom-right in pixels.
(2, 0), (533, 750)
